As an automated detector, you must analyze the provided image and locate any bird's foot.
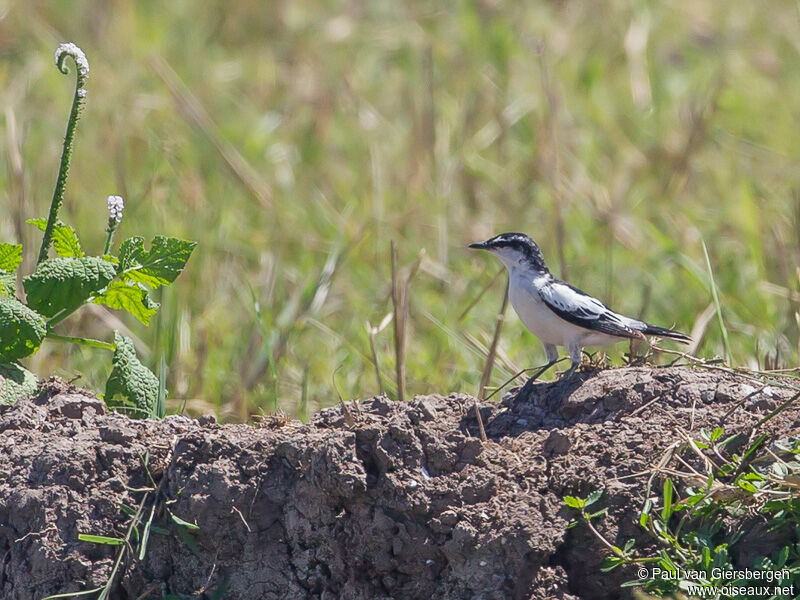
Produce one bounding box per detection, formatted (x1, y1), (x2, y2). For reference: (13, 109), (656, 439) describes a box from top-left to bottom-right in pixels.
(514, 359), (559, 401)
(515, 376), (537, 400)
(555, 363), (580, 386)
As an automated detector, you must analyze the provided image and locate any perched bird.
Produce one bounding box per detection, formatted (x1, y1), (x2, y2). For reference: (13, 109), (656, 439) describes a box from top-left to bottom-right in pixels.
(469, 233), (689, 387)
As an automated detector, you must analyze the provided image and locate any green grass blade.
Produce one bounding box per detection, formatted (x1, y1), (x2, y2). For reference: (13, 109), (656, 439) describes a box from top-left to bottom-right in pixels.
(661, 478), (673, 522)
(702, 240), (731, 363)
(138, 502), (157, 560)
(41, 587), (104, 600)
(156, 352), (167, 419)
(77, 533), (124, 545)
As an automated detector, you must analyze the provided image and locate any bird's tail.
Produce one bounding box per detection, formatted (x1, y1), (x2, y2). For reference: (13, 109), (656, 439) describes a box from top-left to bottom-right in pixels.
(643, 324), (691, 344)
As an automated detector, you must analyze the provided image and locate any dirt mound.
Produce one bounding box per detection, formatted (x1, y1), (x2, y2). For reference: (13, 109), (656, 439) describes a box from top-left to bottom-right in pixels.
(1, 367), (797, 599)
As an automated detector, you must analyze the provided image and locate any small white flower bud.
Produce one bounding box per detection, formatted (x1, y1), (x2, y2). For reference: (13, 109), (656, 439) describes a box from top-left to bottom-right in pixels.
(107, 195), (124, 223)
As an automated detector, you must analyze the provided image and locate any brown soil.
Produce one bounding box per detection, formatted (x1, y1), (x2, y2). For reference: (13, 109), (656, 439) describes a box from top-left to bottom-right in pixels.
(1, 367), (798, 600)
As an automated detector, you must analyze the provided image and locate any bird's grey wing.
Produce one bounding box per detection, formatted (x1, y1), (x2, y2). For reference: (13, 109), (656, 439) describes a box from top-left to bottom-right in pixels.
(538, 279), (641, 339)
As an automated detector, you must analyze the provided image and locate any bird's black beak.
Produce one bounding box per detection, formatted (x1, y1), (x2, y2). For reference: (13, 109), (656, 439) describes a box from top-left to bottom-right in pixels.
(469, 241), (488, 250)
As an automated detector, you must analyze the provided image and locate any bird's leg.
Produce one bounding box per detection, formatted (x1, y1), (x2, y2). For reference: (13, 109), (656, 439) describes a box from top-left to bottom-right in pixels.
(544, 344), (559, 364)
(516, 345), (560, 399)
(560, 342), (583, 379)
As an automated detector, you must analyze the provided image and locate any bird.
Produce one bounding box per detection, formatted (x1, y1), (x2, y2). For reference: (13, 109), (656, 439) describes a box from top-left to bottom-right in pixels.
(469, 232), (690, 391)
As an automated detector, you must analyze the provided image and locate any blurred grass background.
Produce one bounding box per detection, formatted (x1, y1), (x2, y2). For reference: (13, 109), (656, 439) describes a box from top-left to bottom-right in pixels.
(1, 0), (799, 420)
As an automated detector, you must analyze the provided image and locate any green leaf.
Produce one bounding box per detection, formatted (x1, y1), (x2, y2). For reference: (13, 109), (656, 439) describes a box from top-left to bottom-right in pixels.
(27, 218), (84, 258)
(0, 271), (15, 297)
(0, 296), (47, 360)
(175, 523), (200, 555)
(0, 362), (38, 405)
(23, 257), (116, 318)
(600, 556), (625, 572)
(0, 244), (22, 297)
(741, 434), (768, 462)
(772, 462), (789, 478)
(27, 218), (83, 258)
(657, 552), (676, 572)
(139, 504), (157, 560)
(585, 489), (603, 507)
(661, 478), (673, 522)
(640, 497), (652, 524)
(563, 496), (585, 509)
(118, 236), (196, 289)
(93, 281), (160, 325)
(78, 533), (124, 545)
(774, 544), (789, 568)
(0, 243), (23, 271)
(684, 492), (708, 508)
(701, 546), (711, 568)
(736, 479), (758, 493)
(104, 332), (159, 419)
(170, 513), (200, 531)
(53, 227), (84, 258)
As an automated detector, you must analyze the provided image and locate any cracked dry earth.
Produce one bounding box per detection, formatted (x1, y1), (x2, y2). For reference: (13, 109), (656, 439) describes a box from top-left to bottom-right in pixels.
(1, 367), (799, 600)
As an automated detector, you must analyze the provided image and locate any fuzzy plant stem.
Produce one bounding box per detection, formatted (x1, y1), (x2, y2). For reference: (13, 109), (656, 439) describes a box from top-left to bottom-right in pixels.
(37, 43), (90, 264)
(103, 227), (115, 256)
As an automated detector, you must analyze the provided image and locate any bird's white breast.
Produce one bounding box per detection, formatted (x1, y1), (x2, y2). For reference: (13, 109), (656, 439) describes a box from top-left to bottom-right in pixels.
(507, 270), (618, 347)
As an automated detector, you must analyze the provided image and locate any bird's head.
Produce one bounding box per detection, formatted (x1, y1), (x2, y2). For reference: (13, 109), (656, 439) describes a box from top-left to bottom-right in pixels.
(469, 232), (549, 272)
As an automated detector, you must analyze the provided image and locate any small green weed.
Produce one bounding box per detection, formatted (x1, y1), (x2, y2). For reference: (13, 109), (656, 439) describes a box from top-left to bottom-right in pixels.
(42, 449), (207, 600)
(564, 426), (800, 598)
(0, 43), (194, 416)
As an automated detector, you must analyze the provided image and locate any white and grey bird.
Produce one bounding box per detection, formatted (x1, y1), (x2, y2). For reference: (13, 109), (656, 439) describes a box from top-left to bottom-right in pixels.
(469, 233), (689, 385)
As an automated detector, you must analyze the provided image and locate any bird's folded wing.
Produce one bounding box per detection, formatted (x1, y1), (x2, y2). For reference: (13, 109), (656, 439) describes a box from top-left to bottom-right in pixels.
(538, 280), (640, 339)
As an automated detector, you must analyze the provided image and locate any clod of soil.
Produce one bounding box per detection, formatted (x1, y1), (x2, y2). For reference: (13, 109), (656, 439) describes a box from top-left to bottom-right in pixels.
(1, 367), (798, 599)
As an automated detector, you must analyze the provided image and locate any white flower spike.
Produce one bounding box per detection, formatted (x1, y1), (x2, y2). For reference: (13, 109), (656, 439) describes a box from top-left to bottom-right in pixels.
(54, 43), (90, 79)
(107, 195), (124, 223)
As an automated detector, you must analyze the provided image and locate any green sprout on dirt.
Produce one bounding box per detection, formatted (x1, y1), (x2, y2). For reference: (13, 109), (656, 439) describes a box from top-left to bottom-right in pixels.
(41, 449), (221, 600)
(564, 424), (800, 598)
(0, 43), (195, 416)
